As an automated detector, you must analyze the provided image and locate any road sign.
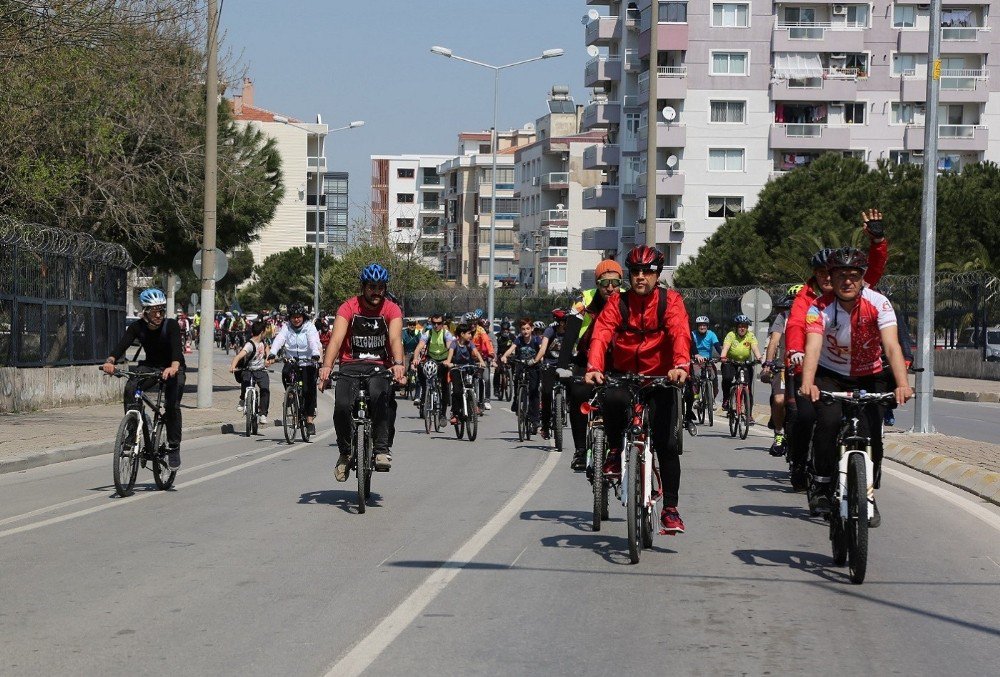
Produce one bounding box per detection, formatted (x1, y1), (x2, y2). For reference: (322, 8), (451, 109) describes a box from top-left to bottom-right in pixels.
(172, 276), (182, 293)
(740, 288), (772, 323)
(193, 249), (228, 282)
(190, 292), (199, 305)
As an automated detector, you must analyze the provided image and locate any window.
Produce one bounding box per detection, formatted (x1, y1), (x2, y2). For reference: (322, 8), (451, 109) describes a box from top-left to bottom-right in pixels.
(659, 2), (687, 22)
(397, 193), (414, 203)
(710, 100), (746, 123)
(327, 211), (347, 226)
(328, 194), (348, 209)
(892, 53), (917, 77)
(711, 51), (748, 76)
(396, 243), (414, 254)
(478, 197), (519, 214)
(479, 144), (492, 154)
(846, 4), (869, 27)
(397, 168), (414, 179)
(478, 167), (515, 188)
(712, 3), (749, 28)
(548, 263), (568, 286)
(782, 7), (814, 24)
(396, 218), (414, 229)
(548, 232), (568, 258)
(845, 103), (865, 125)
(889, 150), (916, 165)
(842, 149), (866, 161)
(708, 148), (745, 172)
(893, 6), (916, 29)
(890, 102), (916, 125)
(422, 242), (439, 257)
(478, 228), (515, 245)
(707, 196), (743, 218)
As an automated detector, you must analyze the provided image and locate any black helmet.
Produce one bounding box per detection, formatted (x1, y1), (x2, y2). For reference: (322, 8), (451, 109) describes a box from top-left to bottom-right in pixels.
(810, 248), (835, 270)
(288, 302), (307, 317)
(500, 320), (511, 330)
(826, 246), (868, 271)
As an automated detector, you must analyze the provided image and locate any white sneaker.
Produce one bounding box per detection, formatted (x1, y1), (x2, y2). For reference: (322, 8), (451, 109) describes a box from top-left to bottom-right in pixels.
(258, 415), (268, 427)
(484, 402), (492, 410)
(236, 403), (245, 413)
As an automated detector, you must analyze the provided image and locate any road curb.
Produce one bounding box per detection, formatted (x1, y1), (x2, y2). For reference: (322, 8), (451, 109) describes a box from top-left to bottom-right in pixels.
(881, 438), (999, 506)
(0, 422), (233, 475)
(933, 388), (999, 403)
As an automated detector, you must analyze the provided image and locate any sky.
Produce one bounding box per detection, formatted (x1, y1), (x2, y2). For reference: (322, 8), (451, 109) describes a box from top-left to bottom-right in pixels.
(220, 0), (592, 223)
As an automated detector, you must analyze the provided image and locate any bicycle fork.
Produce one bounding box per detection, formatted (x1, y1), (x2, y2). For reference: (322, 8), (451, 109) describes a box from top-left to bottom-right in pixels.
(836, 440), (875, 521)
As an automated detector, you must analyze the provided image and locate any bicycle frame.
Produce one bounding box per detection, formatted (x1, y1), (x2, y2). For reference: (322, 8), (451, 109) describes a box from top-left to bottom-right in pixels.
(450, 365), (479, 420)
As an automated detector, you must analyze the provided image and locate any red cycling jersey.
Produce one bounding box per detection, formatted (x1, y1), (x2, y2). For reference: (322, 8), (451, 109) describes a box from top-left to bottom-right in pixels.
(805, 287), (897, 377)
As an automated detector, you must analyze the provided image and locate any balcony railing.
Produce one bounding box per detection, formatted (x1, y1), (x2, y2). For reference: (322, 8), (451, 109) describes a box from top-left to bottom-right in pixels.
(624, 48), (640, 72)
(657, 65), (687, 77)
(541, 172), (569, 189)
(541, 209), (569, 223)
(939, 124), (981, 138)
(638, 71), (649, 95)
(942, 26), (988, 41)
(784, 123), (824, 138)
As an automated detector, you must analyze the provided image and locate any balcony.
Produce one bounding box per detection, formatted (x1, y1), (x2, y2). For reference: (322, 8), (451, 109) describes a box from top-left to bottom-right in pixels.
(901, 68), (990, 103)
(583, 143), (621, 169)
(540, 172), (569, 191)
(581, 101), (621, 130)
(773, 22), (864, 53)
(621, 182), (640, 200)
(638, 66), (688, 103)
(540, 209), (569, 226)
(654, 218), (685, 245)
(769, 124), (851, 150)
(624, 48), (640, 72)
(638, 170), (685, 197)
(771, 68), (860, 102)
(420, 175), (442, 189)
(582, 185), (620, 209)
(656, 122), (686, 148)
(904, 124), (989, 152)
(419, 202), (444, 214)
(585, 15), (619, 46)
(307, 156), (327, 172)
(584, 56), (622, 87)
(899, 26), (991, 54)
(639, 23), (689, 58)
(582, 227), (620, 250)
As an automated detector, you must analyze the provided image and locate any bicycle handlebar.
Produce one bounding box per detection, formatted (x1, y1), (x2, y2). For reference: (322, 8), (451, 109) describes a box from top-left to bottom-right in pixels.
(818, 390), (896, 404)
(98, 366), (164, 379)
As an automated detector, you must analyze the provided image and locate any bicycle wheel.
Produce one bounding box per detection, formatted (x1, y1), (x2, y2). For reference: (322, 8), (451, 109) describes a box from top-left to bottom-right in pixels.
(553, 388), (564, 452)
(423, 387), (434, 434)
(695, 384), (706, 425)
(737, 387), (750, 440)
(590, 427), (605, 532)
(466, 391), (478, 441)
(831, 511), (848, 566)
(626, 444), (642, 564)
(112, 412), (141, 497)
(847, 454), (869, 584)
(706, 380), (715, 427)
(245, 389), (255, 437)
(516, 386), (527, 442)
(355, 423), (367, 514)
(453, 404), (465, 439)
(728, 388), (738, 438)
(282, 390), (297, 444)
(152, 421), (176, 490)
(433, 389), (443, 432)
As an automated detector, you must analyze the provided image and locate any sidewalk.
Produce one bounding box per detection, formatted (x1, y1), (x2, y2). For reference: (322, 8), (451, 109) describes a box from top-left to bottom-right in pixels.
(0, 364), (246, 473)
(929, 375), (999, 403)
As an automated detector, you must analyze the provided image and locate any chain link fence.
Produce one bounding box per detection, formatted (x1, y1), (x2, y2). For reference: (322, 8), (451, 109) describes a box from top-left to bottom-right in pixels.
(0, 218), (133, 367)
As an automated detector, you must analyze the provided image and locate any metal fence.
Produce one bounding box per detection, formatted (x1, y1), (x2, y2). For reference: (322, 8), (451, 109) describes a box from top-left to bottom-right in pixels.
(0, 218), (132, 367)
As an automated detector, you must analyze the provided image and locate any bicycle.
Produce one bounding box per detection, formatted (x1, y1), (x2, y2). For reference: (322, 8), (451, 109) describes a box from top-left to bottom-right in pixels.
(814, 390), (894, 584)
(281, 357), (313, 444)
(511, 358), (537, 442)
(494, 360), (513, 402)
(448, 365), (480, 441)
(104, 367), (176, 497)
(761, 359), (787, 456)
(242, 368), (272, 437)
(419, 359), (444, 435)
(578, 378), (610, 532)
(727, 359), (757, 440)
(332, 370), (395, 514)
(691, 358), (718, 428)
(542, 365), (568, 451)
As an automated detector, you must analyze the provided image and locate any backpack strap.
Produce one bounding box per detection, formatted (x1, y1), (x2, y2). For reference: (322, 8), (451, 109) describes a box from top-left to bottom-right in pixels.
(616, 288), (669, 336)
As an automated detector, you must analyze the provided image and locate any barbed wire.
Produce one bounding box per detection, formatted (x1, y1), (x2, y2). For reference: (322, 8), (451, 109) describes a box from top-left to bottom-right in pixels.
(0, 217), (133, 268)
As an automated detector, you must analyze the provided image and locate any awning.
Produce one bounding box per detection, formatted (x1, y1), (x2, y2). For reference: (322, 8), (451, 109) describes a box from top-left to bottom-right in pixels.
(773, 53), (823, 79)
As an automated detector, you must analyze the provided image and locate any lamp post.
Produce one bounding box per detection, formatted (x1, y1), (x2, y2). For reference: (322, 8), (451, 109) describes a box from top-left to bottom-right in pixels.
(430, 45), (563, 337)
(274, 115), (364, 314)
(197, 0), (219, 408)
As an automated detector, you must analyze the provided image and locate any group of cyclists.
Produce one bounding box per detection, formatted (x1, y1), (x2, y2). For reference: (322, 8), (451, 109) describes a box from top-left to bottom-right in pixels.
(106, 206), (914, 542)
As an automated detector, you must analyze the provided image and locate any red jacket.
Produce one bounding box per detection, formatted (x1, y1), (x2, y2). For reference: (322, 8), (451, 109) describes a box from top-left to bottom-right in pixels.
(786, 239), (888, 359)
(587, 287), (692, 375)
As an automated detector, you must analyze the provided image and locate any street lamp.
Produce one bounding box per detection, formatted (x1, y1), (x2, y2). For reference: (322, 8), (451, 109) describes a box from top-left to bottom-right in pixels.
(430, 45), (563, 337)
(274, 115), (364, 314)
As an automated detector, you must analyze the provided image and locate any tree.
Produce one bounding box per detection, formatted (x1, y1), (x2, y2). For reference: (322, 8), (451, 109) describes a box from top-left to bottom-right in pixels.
(321, 242), (443, 312)
(240, 247), (318, 311)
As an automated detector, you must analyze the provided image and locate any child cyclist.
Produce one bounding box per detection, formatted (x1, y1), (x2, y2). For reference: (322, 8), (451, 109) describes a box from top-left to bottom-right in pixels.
(443, 322), (487, 424)
(720, 314), (763, 415)
(230, 319), (270, 426)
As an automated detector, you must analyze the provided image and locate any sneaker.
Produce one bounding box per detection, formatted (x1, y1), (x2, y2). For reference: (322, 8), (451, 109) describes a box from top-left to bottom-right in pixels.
(660, 508), (685, 534)
(883, 409), (895, 427)
(450, 415), (459, 425)
(236, 401), (245, 413)
(258, 415), (268, 427)
(335, 453), (351, 482)
(375, 452), (392, 471)
(808, 486), (831, 514)
(790, 466), (809, 492)
(721, 400), (729, 411)
(413, 397), (420, 404)
(167, 446), (181, 471)
(769, 434), (785, 457)
(602, 449), (621, 475)
(483, 402), (492, 411)
(540, 427), (550, 440)
(869, 500), (881, 528)
(571, 448), (587, 471)
(306, 422), (316, 436)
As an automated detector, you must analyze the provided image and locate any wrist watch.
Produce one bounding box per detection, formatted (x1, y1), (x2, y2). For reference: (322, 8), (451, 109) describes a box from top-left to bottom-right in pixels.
(392, 359), (404, 366)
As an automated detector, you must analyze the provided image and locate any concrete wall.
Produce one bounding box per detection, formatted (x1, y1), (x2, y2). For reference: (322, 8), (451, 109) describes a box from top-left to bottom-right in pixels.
(0, 366), (121, 413)
(934, 349), (1000, 381)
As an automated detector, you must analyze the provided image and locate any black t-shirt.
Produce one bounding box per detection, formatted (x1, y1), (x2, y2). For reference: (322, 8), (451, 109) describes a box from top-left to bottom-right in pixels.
(111, 318), (185, 369)
(542, 324), (564, 366)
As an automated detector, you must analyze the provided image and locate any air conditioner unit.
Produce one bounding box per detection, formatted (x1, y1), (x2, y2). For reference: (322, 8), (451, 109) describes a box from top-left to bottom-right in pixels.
(918, 4), (930, 9)
(830, 53), (847, 60)
(670, 221), (685, 232)
(833, 5), (847, 15)
(912, 150), (925, 158)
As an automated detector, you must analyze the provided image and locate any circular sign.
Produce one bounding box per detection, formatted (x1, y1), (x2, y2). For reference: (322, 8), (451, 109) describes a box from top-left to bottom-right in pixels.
(740, 288), (773, 323)
(172, 276), (182, 293)
(190, 292), (199, 305)
(192, 249), (228, 282)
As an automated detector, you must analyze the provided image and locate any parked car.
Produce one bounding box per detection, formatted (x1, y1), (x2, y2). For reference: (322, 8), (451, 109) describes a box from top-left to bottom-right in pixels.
(957, 326), (1000, 361)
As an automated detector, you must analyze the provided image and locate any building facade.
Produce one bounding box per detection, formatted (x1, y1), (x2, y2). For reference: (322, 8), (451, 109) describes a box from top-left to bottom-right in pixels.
(579, 0), (1000, 273)
(324, 171), (349, 256)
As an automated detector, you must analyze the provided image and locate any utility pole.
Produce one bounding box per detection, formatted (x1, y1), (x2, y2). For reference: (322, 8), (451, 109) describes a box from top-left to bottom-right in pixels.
(914, 0), (942, 433)
(643, 10), (658, 245)
(197, 0), (219, 408)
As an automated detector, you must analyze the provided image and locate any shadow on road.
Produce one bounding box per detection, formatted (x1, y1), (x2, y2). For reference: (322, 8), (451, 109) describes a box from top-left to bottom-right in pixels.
(741, 483), (798, 494)
(520, 509), (598, 532)
(729, 503), (823, 522)
(297, 489), (381, 514)
(538, 532), (676, 565)
(725, 468), (787, 482)
(732, 548), (845, 583)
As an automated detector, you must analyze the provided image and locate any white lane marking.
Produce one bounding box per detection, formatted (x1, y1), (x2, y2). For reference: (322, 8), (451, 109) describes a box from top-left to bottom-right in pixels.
(0, 433), (333, 540)
(509, 546), (529, 569)
(883, 465), (1000, 533)
(325, 452), (560, 677)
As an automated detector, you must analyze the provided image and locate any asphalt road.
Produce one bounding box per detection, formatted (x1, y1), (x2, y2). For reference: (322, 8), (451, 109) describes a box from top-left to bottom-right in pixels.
(1, 393), (997, 676)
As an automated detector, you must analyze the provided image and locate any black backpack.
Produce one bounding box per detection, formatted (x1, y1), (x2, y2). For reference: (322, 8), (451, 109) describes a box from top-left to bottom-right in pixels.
(234, 339), (259, 383)
(616, 287), (670, 338)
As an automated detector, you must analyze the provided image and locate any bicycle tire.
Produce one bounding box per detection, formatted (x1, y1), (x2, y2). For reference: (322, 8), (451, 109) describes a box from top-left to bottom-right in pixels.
(590, 427), (605, 532)
(298, 387), (311, 442)
(112, 412), (141, 497)
(355, 423), (367, 514)
(423, 387), (434, 434)
(282, 390), (297, 444)
(553, 389), (564, 452)
(626, 444), (642, 564)
(738, 387), (750, 440)
(245, 388), (255, 437)
(466, 391), (478, 441)
(706, 380), (715, 427)
(696, 384), (706, 425)
(454, 411), (465, 439)
(433, 389), (443, 432)
(847, 454), (869, 584)
(516, 386), (527, 442)
(152, 421), (176, 490)
(728, 387), (738, 438)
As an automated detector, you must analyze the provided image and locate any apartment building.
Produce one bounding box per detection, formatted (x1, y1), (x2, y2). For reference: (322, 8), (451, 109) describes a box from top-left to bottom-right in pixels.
(324, 171), (349, 256)
(513, 86), (607, 292)
(579, 1), (1000, 273)
(371, 154), (452, 275)
(438, 128), (537, 286)
(230, 78), (329, 266)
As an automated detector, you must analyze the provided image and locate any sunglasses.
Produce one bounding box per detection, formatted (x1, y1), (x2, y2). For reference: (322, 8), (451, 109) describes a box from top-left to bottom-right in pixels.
(596, 278), (622, 288)
(146, 307), (166, 316)
(363, 282), (387, 291)
(629, 267), (659, 276)
(432, 321), (444, 326)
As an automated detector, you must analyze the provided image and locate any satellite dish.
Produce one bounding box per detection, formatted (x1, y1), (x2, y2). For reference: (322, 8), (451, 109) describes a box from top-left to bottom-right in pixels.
(662, 106), (677, 122)
(666, 155), (678, 169)
(587, 45), (599, 58)
(587, 9), (600, 20)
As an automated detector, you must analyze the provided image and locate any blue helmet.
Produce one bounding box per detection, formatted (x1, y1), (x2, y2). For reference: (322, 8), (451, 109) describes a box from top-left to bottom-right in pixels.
(734, 314), (752, 326)
(360, 263), (389, 284)
(139, 288), (167, 308)
(474, 308), (484, 318)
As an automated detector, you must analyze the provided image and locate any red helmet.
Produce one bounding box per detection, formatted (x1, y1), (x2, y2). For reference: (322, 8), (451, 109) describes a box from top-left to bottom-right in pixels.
(625, 245), (665, 271)
(551, 308), (567, 321)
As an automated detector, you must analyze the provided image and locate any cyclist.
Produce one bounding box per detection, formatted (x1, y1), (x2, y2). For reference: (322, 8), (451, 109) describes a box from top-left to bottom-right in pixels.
(761, 287), (799, 457)
(493, 320), (516, 399)
(684, 315), (721, 425)
(443, 322), (487, 424)
(720, 315), (763, 415)
(584, 245), (692, 534)
(500, 317), (544, 434)
(102, 288), (185, 471)
(191, 311), (201, 344)
(565, 258), (624, 471)
(472, 316), (494, 410)
(402, 319), (421, 364)
(319, 263), (406, 480)
(539, 309), (568, 440)
(229, 319), (270, 426)
(786, 209), (889, 490)
(410, 312), (455, 418)
(799, 247), (913, 524)
(267, 301), (322, 435)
